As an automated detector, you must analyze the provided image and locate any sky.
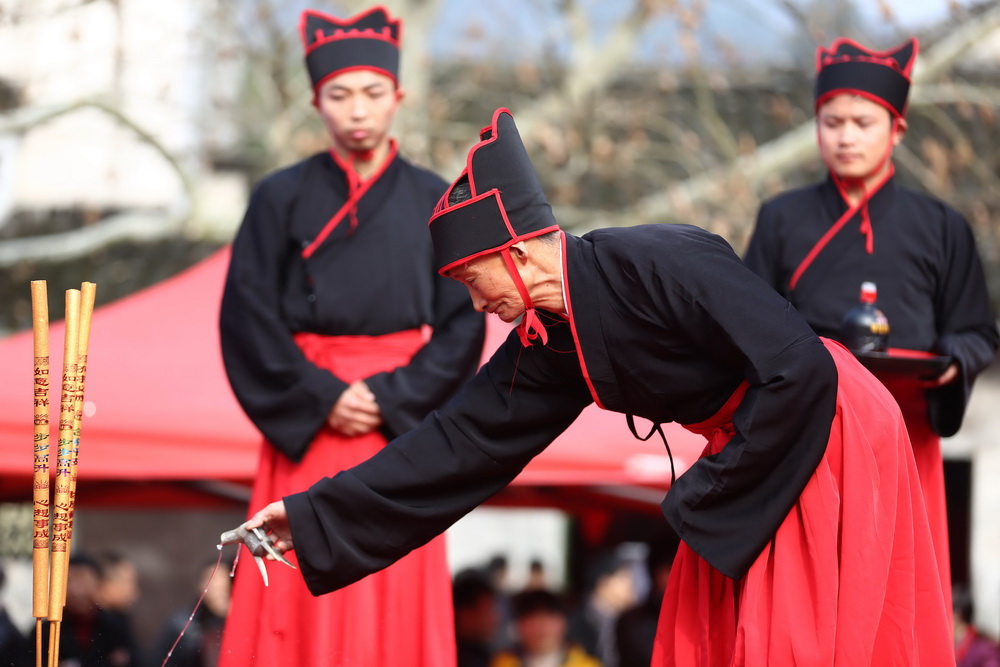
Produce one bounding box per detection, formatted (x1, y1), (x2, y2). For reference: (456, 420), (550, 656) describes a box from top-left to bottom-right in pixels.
(855, 0), (976, 28)
(432, 0), (983, 67)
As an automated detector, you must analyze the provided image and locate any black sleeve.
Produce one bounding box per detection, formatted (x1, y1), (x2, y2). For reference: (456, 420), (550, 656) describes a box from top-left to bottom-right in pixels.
(284, 329), (592, 595)
(927, 208), (1000, 436)
(742, 201), (784, 290)
(220, 176), (350, 461)
(654, 229), (838, 579)
(363, 273), (486, 439)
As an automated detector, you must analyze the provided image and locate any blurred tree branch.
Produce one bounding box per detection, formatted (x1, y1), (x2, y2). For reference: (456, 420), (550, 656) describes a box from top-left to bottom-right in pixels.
(564, 0), (1000, 231)
(0, 97), (194, 205)
(3, 0), (999, 277)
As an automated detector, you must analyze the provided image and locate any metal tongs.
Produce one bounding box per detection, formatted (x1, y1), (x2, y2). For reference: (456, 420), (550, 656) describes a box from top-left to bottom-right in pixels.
(219, 524), (296, 586)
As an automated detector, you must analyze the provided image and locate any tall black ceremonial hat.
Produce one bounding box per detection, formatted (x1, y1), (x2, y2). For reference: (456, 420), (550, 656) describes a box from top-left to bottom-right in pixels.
(815, 37), (918, 118)
(429, 108), (560, 275)
(299, 6), (402, 93)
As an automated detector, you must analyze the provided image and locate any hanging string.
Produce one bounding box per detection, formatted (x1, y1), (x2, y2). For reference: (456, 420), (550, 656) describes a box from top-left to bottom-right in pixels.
(626, 414), (676, 484)
(159, 548), (226, 667)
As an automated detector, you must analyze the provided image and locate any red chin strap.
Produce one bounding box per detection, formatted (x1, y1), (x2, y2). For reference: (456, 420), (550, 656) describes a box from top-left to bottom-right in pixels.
(825, 116), (899, 254)
(343, 149), (380, 231)
(790, 117), (898, 291)
(343, 152), (364, 234)
(500, 247), (549, 347)
(302, 140), (397, 259)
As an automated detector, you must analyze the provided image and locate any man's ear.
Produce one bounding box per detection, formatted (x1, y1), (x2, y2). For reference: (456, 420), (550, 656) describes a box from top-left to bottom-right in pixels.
(510, 241), (529, 262)
(892, 117), (908, 146)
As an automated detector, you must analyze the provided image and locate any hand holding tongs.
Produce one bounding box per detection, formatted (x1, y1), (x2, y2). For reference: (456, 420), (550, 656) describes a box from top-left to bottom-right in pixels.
(219, 524), (296, 586)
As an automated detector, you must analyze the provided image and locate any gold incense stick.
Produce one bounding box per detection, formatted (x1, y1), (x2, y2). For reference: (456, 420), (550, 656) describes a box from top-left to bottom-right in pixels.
(30, 281), (50, 667)
(46, 289), (81, 666)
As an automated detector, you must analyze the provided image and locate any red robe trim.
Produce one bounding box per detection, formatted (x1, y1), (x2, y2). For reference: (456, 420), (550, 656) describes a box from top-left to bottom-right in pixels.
(218, 329), (456, 667)
(652, 339), (954, 666)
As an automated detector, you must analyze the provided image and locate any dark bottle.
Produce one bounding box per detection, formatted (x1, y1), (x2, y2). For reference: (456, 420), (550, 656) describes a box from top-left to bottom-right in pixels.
(840, 281), (890, 353)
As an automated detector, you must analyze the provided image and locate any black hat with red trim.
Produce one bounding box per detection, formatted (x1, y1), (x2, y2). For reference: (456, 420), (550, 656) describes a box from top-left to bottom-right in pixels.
(429, 107), (560, 276)
(815, 37), (918, 118)
(430, 108), (561, 347)
(299, 6), (402, 95)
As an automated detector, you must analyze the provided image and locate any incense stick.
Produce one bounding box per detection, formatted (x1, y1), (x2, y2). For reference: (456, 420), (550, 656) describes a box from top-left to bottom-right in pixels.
(30, 281), (50, 667)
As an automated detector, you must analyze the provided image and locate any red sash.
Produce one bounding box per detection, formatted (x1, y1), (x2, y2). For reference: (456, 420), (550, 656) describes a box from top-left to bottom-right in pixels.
(218, 327), (456, 667)
(680, 381), (748, 445)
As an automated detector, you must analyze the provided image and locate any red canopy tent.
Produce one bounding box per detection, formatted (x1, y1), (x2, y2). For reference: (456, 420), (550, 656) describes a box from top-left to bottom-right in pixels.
(0, 249), (704, 511)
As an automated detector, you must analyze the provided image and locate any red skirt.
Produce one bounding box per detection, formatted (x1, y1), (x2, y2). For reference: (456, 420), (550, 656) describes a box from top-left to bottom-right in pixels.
(218, 330), (456, 667)
(652, 339), (954, 666)
(879, 374), (953, 624)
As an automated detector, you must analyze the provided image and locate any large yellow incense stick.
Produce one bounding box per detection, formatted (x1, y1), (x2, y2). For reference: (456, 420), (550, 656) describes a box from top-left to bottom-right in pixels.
(30, 281), (50, 667)
(69, 283), (95, 498)
(52, 282), (97, 660)
(46, 289), (81, 666)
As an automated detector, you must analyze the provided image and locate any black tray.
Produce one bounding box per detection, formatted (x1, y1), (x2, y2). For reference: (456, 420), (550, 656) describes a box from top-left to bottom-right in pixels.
(853, 349), (952, 377)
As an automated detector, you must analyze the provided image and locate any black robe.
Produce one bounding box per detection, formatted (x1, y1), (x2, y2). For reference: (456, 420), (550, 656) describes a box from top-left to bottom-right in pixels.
(745, 176), (999, 436)
(219, 151), (486, 460)
(285, 224), (839, 589)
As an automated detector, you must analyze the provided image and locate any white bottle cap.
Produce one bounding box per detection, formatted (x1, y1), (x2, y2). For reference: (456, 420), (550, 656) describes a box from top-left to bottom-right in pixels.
(860, 281), (877, 303)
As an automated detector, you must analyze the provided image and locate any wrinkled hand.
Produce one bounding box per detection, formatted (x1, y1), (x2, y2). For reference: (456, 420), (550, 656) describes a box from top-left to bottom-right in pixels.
(921, 363), (959, 388)
(244, 501), (294, 557)
(328, 380), (382, 436)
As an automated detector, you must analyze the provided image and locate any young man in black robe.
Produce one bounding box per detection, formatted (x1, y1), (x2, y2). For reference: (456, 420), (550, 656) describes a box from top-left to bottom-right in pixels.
(216, 6), (484, 665)
(242, 108), (955, 665)
(744, 38), (999, 619)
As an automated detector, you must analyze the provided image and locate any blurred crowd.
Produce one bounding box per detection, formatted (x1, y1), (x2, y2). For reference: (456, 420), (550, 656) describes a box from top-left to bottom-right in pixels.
(452, 541), (1000, 667)
(3, 539), (999, 666)
(0, 552), (231, 667)
(454, 539), (676, 667)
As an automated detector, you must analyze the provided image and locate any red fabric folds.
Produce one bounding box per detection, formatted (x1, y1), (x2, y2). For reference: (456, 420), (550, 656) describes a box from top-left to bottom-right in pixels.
(652, 339), (954, 666)
(217, 329), (455, 667)
(879, 374), (954, 625)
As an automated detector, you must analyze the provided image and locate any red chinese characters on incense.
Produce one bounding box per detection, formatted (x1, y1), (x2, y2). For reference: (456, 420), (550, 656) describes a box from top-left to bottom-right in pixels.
(30, 281), (96, 667)
(31, 281), (50, 628)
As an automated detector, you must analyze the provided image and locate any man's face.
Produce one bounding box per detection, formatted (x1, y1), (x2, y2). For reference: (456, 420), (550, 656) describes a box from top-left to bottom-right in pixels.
(315, 69), (400, 154)
(447, 253), (525, 323)
(456, 594), (500, 642)
(597, 567), (638, 612)
(100, 560), (139, 610)
(817, 94), (903, 182)
(516, 610), (567, 656)
(65, 564), (100, 616)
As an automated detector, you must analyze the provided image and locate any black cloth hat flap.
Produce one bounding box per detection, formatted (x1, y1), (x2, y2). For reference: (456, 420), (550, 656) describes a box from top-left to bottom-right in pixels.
(815, 37), (918, 117)
(430, 108), (559, 274)
(300, 6), (401, 92)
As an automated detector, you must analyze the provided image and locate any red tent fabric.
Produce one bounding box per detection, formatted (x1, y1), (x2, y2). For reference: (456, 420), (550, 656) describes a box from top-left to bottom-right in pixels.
(0, 249), (704, 509)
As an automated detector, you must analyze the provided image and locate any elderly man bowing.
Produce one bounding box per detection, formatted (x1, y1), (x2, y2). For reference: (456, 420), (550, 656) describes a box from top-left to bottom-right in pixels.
(244, 108), (954, 666)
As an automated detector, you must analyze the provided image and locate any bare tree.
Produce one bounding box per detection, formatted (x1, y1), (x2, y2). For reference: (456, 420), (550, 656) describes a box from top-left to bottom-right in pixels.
(2, 0), (998, 286)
